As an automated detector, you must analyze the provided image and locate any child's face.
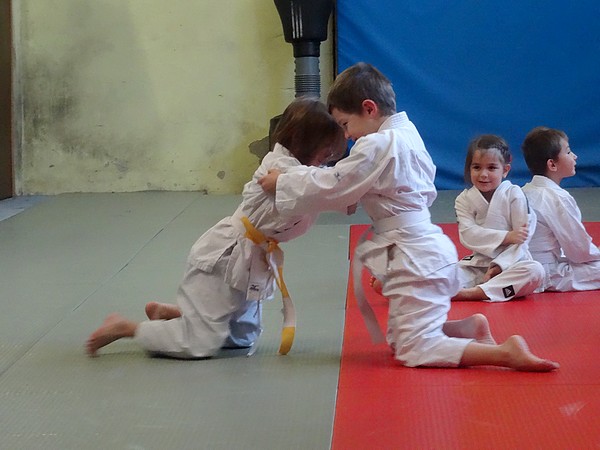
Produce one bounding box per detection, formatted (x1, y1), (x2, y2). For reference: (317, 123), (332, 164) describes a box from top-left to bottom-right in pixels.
(551, 138), (577, 181)
(469, 149), (510, 200)
(331, 107), (381, 142)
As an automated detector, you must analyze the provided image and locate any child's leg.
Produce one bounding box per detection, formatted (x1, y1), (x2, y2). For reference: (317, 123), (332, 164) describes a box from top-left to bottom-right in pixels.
(451, 264), (490, 301)
(223, 300), (262, 348)
(386, 258), (467, 367)
(548, 259), (600, 291)
(443, 313), (496, 345)
(451, 286), (489, 301)
(86, 313), (138, 356)
(476, 261), (544, 302)
(135, 263), (248, 358)
(145, 302), (182, 320)
(459, 335), (559, 371)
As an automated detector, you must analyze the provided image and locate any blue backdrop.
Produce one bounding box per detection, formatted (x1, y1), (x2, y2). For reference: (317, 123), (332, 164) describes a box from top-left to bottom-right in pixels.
(335, 1), (600, 189)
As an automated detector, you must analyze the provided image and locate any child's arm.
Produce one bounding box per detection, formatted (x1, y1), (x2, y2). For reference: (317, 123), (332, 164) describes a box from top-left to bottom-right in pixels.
(501, 187), (531, 245)
(263, 139), (387, 216)
(490, 186), (533, 269)
(546, 194), (600, 263)
(455, 191), (507, 258)
(502, 225), (529, 245)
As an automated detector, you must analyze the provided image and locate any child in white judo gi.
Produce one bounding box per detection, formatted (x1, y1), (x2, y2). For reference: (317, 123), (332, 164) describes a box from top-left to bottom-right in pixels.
(521, 126), (600, 292)
(86, 97), (347, 358)
(452, 135), (545, 301)
(259, 62), (558, 371)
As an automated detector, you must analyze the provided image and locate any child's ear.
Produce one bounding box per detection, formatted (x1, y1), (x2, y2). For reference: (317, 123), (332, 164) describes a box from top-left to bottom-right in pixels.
(503, 164), (511, 178)
(546, 158), (557, 173)
(361, 99), (378, 116)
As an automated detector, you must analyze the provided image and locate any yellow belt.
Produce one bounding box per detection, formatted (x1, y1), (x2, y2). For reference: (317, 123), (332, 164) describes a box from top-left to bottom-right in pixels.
(241, 216), (296, 355)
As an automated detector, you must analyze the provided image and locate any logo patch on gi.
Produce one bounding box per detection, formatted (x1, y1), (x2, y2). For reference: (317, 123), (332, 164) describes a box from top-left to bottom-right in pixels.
(462, 255), (474, 261)
(249, 284), (260, 292)
(502, 285), (515, 298)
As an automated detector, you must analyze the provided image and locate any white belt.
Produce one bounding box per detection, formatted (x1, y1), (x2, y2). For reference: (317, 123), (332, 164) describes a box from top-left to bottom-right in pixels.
(372, 209), (431, 234)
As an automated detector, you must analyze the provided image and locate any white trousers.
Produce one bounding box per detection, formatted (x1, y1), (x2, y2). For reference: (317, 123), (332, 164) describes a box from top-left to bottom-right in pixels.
(135, 253), (261, 358)
(371, 243), (471, 368)
(539, 259), (600, 292)
(458, 260), (544, 302)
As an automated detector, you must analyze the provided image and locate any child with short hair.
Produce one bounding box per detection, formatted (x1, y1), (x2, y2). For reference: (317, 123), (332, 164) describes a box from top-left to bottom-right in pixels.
(259, 62), (558, 371)
(452, 135), (544, 301)
(86, 97), (347, 358)
(521, 126), (600, 292)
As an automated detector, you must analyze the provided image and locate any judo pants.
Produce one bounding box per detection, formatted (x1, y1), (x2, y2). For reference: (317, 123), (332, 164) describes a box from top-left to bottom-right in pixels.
(135, 254), (261, 358)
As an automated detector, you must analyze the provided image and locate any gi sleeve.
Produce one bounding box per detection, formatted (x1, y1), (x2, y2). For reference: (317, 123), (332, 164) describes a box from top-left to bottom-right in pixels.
(547, 194), (600, 263)
(455, 191), (507, 259)
(491, 187), (532, 269)
(274, 137), (388, 216)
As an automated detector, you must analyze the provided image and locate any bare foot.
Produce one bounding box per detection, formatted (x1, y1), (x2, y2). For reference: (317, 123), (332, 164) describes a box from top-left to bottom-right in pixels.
(444, 313), (497, 345)
(369, 276), (383, 295)
(502, 335), (559, 372)
(451, 286), (489, 301)
(85, 313), (137, 357)
(145, 302), (181, 320)
(483, 264), (502, 283)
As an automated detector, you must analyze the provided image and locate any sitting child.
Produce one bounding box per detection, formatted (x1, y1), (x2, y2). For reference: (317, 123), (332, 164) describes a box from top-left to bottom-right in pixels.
(452, 135), (544, 301)
(521, 126), (600, 292)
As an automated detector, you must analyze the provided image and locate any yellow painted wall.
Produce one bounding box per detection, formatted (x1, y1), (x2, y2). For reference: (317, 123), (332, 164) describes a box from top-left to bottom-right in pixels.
(14, 0), (334, 194)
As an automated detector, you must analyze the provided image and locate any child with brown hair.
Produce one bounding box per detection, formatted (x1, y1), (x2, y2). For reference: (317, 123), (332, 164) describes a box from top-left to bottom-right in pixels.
(259, 62), (558, 371)
(452, 134), (544, 301)
(86, 97), (347, 358)
(522, 126), (600, 292)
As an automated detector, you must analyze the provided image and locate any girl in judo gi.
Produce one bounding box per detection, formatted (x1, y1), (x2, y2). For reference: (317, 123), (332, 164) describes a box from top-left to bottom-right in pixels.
(522, 126), (600, 292)
(259, 62), (558, 371)
(86, 97), (347, 358)
(452, 135), (545, 301)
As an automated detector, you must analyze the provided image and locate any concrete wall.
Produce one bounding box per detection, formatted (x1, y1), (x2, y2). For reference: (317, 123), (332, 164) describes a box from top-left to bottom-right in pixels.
(13, 0), (334, 194)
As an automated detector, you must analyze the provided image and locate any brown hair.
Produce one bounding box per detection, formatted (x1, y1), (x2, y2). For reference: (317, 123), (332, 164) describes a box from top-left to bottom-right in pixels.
(463, 134), (511, 184)
(272, 97), (346, 166)
(327, 62), (396, 116)
(521, 126), (568, 176)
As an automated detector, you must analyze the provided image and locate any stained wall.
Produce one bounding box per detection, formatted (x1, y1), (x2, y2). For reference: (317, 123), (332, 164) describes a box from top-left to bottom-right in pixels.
(14, 1), (334, 194)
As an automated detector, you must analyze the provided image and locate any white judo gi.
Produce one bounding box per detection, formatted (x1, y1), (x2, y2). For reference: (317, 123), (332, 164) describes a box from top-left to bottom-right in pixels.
(135, 144), (319, 358)
(274, 112), (471, 368)
(455, 181), (544, 301)
(523, 175), (600, 292)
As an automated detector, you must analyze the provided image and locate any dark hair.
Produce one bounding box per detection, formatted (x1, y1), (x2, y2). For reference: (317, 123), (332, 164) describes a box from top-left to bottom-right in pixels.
(521, 126), (568, 176)
(272, 97), (347, 166)
(463, 134), (511, 184)
(327, 62), (396, 116)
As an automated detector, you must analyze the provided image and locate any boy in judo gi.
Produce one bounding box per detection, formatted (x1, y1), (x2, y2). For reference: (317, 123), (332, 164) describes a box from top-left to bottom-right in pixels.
(86, 98), (347, 358)
(259, 62), (558, 371)
(452, 135), (544, 301)
(521, 126), (600, 292)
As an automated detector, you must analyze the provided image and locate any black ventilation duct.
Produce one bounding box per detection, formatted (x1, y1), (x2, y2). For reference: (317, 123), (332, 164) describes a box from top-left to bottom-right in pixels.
(274, 0), (333, 99)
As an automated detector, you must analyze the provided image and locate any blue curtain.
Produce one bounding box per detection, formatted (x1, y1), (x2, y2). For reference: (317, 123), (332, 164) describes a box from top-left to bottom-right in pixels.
(336, 1), (600, 189)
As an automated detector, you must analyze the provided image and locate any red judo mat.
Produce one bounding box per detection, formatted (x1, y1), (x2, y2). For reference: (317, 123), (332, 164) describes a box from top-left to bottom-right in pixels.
(332, 222), (600, 450)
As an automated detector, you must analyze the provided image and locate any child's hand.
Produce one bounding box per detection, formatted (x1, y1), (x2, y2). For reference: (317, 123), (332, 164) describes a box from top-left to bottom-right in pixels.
(483, 264), (502, 282)
(503, 224), (528, 245)
(258, 169), (282, 194)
